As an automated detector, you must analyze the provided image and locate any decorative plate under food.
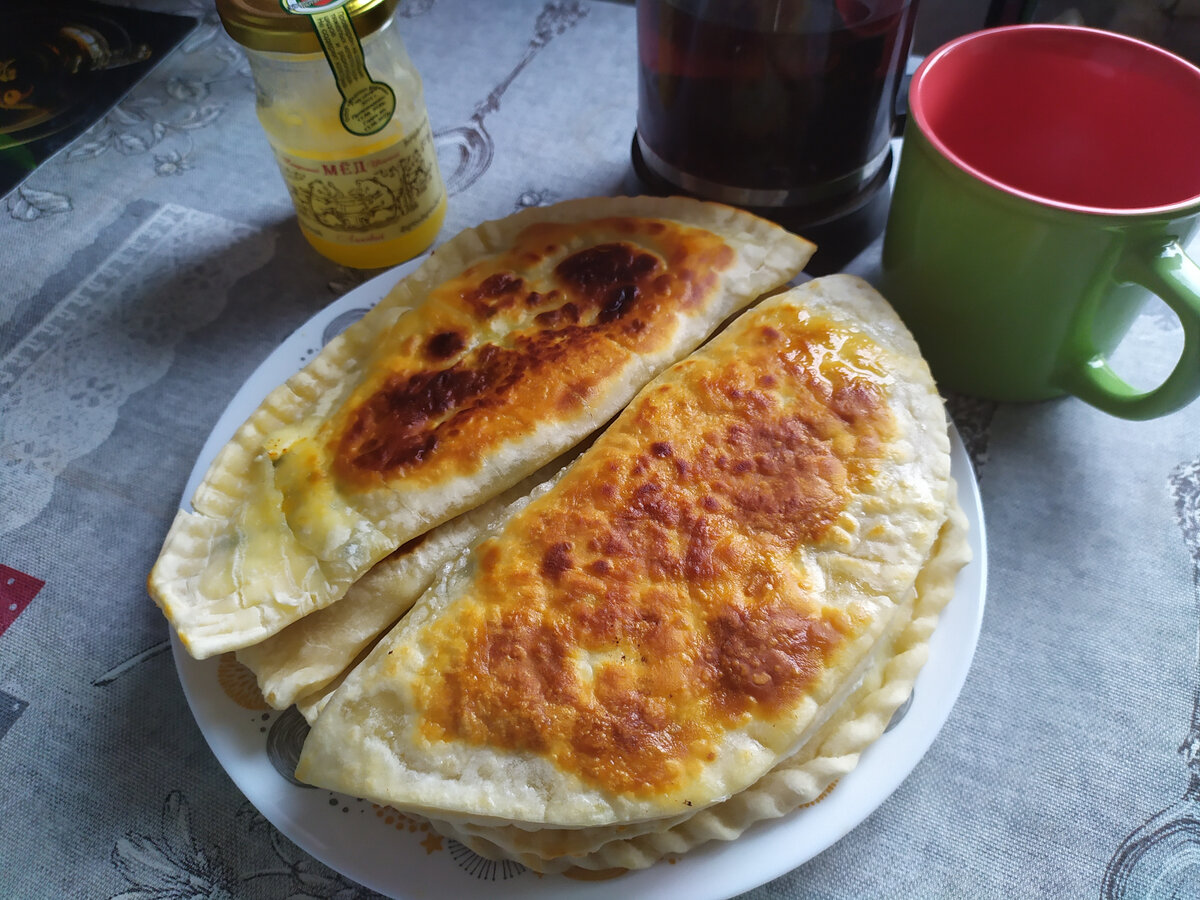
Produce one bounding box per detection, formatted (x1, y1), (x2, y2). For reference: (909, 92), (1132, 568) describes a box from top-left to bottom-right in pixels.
(171, 261), (988, 900)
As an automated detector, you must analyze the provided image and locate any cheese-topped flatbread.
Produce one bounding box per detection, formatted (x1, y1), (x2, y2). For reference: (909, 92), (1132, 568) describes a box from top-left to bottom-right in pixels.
(149, 197), (813, 659)
(295, 275), (955, 835)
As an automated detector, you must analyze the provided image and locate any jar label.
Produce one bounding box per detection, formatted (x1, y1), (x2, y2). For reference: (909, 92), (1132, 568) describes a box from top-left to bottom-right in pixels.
(281, 0), (396, 136)
(272, 116), (445, 245)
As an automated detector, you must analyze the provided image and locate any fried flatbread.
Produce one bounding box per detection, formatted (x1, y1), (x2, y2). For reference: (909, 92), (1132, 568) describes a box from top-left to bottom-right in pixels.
(236, 454), (573, 711)
(295, 275), (956, 841)
(149, 197), (813, 659)
(433, 490), (969, 870)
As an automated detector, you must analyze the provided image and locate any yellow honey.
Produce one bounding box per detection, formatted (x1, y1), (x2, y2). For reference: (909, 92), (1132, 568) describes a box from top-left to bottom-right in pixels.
(218, 0), (447, 268)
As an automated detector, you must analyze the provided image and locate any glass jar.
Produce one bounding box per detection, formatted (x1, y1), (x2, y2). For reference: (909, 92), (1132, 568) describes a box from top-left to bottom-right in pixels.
(217, 0), (447, 268)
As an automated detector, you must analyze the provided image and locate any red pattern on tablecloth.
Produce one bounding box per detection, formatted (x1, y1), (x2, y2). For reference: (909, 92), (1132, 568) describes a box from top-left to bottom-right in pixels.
(0, 565), (43, 638)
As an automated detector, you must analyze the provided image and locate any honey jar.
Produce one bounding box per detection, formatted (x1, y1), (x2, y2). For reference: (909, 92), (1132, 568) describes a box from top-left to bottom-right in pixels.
(217, 0), (447, 268)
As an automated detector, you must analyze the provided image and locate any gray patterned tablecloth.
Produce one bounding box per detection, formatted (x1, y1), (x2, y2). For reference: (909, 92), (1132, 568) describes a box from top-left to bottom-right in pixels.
(3, 2), (1199, 898)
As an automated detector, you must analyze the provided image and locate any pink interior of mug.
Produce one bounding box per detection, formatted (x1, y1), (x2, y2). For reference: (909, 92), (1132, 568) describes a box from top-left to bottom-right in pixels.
(911, 25), (1200, 214)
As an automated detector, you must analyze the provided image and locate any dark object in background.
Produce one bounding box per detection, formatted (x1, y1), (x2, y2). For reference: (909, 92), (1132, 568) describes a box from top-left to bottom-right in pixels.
(988, 1), (1200, 66)
(0, 0), (198, 197)
(985, 0), (1036, 26)
(630, 0), (919, 274)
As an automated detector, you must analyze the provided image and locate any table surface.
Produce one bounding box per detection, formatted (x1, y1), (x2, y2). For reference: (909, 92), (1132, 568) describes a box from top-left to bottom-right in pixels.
(3, 2), (1199, 898)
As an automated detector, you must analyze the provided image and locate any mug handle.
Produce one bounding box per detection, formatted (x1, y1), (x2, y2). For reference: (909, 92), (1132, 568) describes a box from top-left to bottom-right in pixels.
(1055, 239), (1200, 420)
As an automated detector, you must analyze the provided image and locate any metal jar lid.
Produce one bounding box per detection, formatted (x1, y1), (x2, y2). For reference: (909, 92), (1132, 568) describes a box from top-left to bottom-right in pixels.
(216, 0), (399, 54)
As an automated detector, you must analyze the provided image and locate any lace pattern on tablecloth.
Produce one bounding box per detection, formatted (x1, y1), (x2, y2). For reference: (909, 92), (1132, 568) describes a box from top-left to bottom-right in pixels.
(0, 202), (274, 536)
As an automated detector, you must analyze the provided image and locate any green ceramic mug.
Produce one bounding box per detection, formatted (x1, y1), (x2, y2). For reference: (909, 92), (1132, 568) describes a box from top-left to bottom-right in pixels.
(881, 24), (1200, 419)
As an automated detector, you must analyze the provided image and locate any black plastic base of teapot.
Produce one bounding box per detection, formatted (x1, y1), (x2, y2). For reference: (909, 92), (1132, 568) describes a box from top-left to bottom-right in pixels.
(629, 134), (892, 277)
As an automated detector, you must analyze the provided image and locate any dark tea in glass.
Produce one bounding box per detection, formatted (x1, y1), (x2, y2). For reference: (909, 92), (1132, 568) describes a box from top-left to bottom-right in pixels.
(635, 0), (918, 216)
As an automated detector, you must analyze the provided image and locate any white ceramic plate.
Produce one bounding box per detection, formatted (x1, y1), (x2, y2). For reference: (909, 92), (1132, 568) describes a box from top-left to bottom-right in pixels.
(172, 262), (988, 900)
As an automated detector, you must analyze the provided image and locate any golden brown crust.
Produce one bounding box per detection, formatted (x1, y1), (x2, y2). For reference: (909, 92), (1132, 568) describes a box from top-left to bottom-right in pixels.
(328, 219), (746, 489)
(296, 276), (955, 829)
(416, 313), (897, 796)
(149, 197), (814, 659)
(435, 486), (972, 870)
